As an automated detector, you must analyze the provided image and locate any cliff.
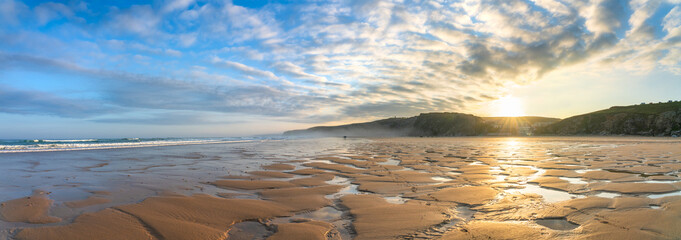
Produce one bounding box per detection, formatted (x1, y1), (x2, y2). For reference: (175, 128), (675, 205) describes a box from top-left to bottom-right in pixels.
(411, 113), (488, 136)
(538, 101), (681, 136)
(481, 116), (560, 135)
(284, 102), (681, 137)
(283, 112), (488, 137)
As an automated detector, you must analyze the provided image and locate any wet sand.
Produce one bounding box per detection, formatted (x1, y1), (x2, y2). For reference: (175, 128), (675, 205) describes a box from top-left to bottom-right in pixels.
(2, 137), (681, 239)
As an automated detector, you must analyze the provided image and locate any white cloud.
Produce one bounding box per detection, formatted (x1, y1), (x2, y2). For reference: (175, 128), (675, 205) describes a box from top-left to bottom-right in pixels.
(663, 6), (681, 38)
(108, 5), (161, 37)
(211, 56), (279, 80)
(583, 0), (627, 34)
(272, 61), (348, 88)
(162, 0), (194, 13)
(531, 0), (572, 16)
(178, 32), (197, 47)
(0, 0), (28, 26)
(222, 3), (280, 40)
(34, 2), (74, 26)
(273, 61), (320, 79)
(165, 49), (182, 57)
(430, 27), (472, 45)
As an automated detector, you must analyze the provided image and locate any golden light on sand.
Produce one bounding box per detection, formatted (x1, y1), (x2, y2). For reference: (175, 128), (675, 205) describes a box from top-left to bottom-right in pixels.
(493, 96), (525, 117)
(505, 139), (519, 147)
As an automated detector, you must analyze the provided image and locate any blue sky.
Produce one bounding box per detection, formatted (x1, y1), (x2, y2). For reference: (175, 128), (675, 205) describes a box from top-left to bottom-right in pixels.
(1, 0), (680, 138)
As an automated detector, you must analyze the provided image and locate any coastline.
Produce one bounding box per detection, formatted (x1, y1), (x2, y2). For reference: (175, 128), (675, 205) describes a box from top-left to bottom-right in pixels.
(0, 138), (273, 153)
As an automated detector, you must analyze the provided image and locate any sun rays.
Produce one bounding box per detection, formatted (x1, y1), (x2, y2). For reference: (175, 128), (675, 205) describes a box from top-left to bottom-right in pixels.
(492, 96), (526, 117)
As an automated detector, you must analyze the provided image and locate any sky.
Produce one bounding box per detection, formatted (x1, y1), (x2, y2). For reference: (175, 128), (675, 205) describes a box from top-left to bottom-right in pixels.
(0, 0), (680, 138)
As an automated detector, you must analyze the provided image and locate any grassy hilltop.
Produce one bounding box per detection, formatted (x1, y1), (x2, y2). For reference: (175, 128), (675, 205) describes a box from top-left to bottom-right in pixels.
(538, 101), (681, 136)
(284, 113), (558, 137)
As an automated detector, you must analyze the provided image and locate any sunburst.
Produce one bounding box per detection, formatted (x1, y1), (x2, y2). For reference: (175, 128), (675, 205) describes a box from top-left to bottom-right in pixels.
(494, 96), (525, 117)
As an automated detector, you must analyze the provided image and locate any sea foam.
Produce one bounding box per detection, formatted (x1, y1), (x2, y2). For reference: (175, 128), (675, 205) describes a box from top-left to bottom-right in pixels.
(0, 137), (267, 153)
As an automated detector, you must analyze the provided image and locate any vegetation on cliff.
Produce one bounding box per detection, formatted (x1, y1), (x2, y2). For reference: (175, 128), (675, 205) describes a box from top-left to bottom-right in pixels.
(284, 113), (557, 137)
(538, 101), (681, 136)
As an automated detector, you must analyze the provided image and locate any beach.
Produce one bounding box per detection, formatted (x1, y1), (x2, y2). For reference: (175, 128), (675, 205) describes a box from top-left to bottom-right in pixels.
(2, 137), (681, 239)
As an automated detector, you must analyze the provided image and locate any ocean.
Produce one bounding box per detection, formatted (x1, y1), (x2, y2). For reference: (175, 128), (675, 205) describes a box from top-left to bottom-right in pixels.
(0, 136), (288, 153)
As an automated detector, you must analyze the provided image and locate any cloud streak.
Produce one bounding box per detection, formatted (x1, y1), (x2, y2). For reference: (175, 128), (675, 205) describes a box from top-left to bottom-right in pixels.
(0, 85), (114, 118)
(211, 56), (279, 81)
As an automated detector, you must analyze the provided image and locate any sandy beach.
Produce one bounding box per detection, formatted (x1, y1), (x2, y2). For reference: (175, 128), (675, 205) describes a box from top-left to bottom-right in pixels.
(2, 137), (681, 239)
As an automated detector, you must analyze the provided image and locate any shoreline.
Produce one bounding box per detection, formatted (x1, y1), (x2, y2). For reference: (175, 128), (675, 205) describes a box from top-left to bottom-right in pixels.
(3, 135), (681, 154)
(0, 139), (261, 154)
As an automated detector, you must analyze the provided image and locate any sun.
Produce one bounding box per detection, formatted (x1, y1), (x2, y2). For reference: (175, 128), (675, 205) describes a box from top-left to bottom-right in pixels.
(494, 96), (525, 117)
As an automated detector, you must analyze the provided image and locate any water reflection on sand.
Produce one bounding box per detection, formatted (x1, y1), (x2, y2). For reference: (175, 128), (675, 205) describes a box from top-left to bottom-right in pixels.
(3, 137), (681, 239)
